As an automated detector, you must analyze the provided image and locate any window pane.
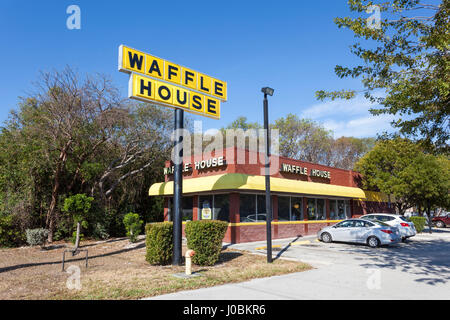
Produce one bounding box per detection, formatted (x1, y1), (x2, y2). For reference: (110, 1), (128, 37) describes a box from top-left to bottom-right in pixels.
(317, 199), (326, 220)
(213, 194), (229, 222)
(291, 197), (303, 221)
(199, 195), (213, 220)
(168, 196), (193, 221)
(307, 198), (316, 220)
(182, 196), (193, 221)
(337, 200), (346, 219)
(329, 200), (337, 220)
(240, 194), (256, 222)
(278, 196), (290, 221)
(257, 195), (266, 221)
(167, 197), (173, 221)
(345, 200), (351, 218)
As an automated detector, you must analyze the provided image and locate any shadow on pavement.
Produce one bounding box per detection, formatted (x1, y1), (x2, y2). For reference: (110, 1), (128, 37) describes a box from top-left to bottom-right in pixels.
(339, 237), (450, 285)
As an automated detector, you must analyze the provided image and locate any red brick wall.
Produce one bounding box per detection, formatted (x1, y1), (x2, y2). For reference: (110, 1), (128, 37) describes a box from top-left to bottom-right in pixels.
(164, 147), (362, 188)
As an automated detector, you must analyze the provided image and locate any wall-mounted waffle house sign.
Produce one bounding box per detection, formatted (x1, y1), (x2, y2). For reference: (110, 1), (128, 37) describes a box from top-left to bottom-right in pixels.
(163, 156), (226, 175)
(118, 45), (227, 119)
(280, 163), (331, 179)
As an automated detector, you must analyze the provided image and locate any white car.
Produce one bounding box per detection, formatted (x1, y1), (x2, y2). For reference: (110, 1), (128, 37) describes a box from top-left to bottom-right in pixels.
(317, 219), (401, 248)
(360, 213), (416, 242)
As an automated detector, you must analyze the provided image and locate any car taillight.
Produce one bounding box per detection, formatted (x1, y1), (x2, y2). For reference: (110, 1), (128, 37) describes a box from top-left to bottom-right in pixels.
(400, 223), (409, 227)
(381, 229), (393, 234)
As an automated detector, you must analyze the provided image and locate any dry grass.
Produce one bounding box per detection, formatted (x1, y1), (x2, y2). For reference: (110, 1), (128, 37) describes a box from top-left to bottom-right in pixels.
(0, 237), (312, 300)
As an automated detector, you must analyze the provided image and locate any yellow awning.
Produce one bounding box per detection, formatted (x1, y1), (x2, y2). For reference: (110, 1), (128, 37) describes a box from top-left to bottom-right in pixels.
(149, 173), (366, 199)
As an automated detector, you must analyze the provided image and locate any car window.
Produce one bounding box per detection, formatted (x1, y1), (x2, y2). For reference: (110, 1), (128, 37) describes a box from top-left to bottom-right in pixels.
(363, 215), (375, 220)
(372, 220), (391, 227)
(353, 220), (365, 228)
(336, 220), (354, 228)
(363, 221), (375, 227)
(399, 216), (409, 222)
(376, 215), (394, 222)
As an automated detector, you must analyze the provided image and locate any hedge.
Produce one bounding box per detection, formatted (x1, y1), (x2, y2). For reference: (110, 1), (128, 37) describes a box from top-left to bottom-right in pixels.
(185, 220), (228, 266)
(409, 216), (427, 233)
(145, 222), (173, 265)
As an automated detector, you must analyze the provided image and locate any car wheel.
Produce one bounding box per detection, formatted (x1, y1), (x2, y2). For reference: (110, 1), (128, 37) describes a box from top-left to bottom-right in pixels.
(321, 232), (332, 243)
(367, 236), (380, 248)
(435, 221), (445, 228)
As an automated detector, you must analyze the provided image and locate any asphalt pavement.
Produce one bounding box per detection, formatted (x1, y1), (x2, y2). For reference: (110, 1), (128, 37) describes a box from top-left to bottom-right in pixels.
(145, 228), (450, 300)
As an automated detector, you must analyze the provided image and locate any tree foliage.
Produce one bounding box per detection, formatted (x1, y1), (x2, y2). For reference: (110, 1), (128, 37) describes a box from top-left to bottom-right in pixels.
(316, 0), (449, 153)
(355, 137), (449, 214)
(0, 67), (173, 245)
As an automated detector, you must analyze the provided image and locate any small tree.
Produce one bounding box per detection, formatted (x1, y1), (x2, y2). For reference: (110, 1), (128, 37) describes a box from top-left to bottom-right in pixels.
(62, 194), (94, 251)
(123, 212), (143, 243)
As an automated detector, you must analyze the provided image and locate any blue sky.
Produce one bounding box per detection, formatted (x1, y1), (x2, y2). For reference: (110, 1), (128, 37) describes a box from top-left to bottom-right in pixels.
(0, 0), (398, 138)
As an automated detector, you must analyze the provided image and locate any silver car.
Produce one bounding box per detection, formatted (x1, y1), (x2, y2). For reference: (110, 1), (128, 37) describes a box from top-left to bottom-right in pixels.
(360, 213), (416, 242)
(317, 219), (401, 248)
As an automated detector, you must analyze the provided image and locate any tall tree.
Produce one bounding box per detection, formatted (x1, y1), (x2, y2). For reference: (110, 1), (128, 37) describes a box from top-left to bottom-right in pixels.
(272, 114), (334, 165)
(316, 0), (449, 153)
(330, 137), (376, 170)
(354, 137), (448, 214)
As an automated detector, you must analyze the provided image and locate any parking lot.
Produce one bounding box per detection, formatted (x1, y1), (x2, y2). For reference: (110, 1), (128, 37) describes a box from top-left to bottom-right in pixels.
(150, 228), (450, 300)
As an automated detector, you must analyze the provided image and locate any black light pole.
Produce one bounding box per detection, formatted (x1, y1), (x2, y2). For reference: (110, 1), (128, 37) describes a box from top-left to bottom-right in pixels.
(172, 108), (184, 266)
(261, 87), (274, 263)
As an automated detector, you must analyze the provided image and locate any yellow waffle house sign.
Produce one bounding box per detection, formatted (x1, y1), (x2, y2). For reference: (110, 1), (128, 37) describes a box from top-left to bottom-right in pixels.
(118, 45), (226, 119)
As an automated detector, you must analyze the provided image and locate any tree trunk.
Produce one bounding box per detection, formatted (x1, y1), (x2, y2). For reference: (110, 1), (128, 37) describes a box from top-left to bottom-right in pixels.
(45, 139), (72, 242)
(427, 201), (432, 234)
(74, 222), (81, 251)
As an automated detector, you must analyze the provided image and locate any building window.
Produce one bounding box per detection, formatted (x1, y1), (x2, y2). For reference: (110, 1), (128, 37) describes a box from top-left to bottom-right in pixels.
(278, 196), (290, 221)
(213, 194), (230, 221)
(337, 200), (346, 219)
(239, 194), (267, 222)
(307, 198), (316, 220)
(316, 199), (326, 220)
(291, 197), (303, 221)
(256, 195), (266, 221)
(167, 196), (193, 221)
(345, 200), (351, 218)
(307, 198), (326, 220)
(329, 200), (338, 220)
(277, 196), (303, 221)
(199, 195), (213, 220)
(240, 194), (257, 222)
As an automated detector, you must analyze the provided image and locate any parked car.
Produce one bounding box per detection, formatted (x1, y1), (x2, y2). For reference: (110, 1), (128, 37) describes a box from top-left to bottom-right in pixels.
(360, 213), (416, 242)
(317, 219), (401, 248)
(433, 213), (450, 228)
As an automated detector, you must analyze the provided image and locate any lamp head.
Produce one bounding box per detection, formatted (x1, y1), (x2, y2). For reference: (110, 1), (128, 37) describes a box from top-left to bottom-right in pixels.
(261, 87), (274, 96)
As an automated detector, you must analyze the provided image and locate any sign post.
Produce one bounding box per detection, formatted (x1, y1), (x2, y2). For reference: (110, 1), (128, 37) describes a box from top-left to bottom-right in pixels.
(118, 45), (227, 266)
(173, 108), (184, 265)
(261, 87), (274, 263)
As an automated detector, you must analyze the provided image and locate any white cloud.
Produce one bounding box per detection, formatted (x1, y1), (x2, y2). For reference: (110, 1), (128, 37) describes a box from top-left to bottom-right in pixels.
(323, 114), (396, 138)
(299, 93), (396, 138)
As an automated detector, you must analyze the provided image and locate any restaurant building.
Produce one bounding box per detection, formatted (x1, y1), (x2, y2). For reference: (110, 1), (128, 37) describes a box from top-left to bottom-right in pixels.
(149, 147), (393, 243)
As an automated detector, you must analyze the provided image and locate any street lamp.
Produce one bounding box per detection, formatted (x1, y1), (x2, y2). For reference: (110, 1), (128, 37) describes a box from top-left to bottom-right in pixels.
(261, 87), (274, 263)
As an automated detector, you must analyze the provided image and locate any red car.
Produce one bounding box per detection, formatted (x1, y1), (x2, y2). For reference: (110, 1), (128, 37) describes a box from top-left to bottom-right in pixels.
(433, 213), (450, 228)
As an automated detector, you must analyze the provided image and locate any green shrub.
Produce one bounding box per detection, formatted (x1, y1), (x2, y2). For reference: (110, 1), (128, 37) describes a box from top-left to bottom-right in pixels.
(123, 212), (143, 243)
(0, 215), (25, 247)
(185, 220), (228, 266)
(409, 216), (427, 233)
(92, 222), (109, 240)
(25, 228), (49, 247)
(145, 222), (173, 265)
